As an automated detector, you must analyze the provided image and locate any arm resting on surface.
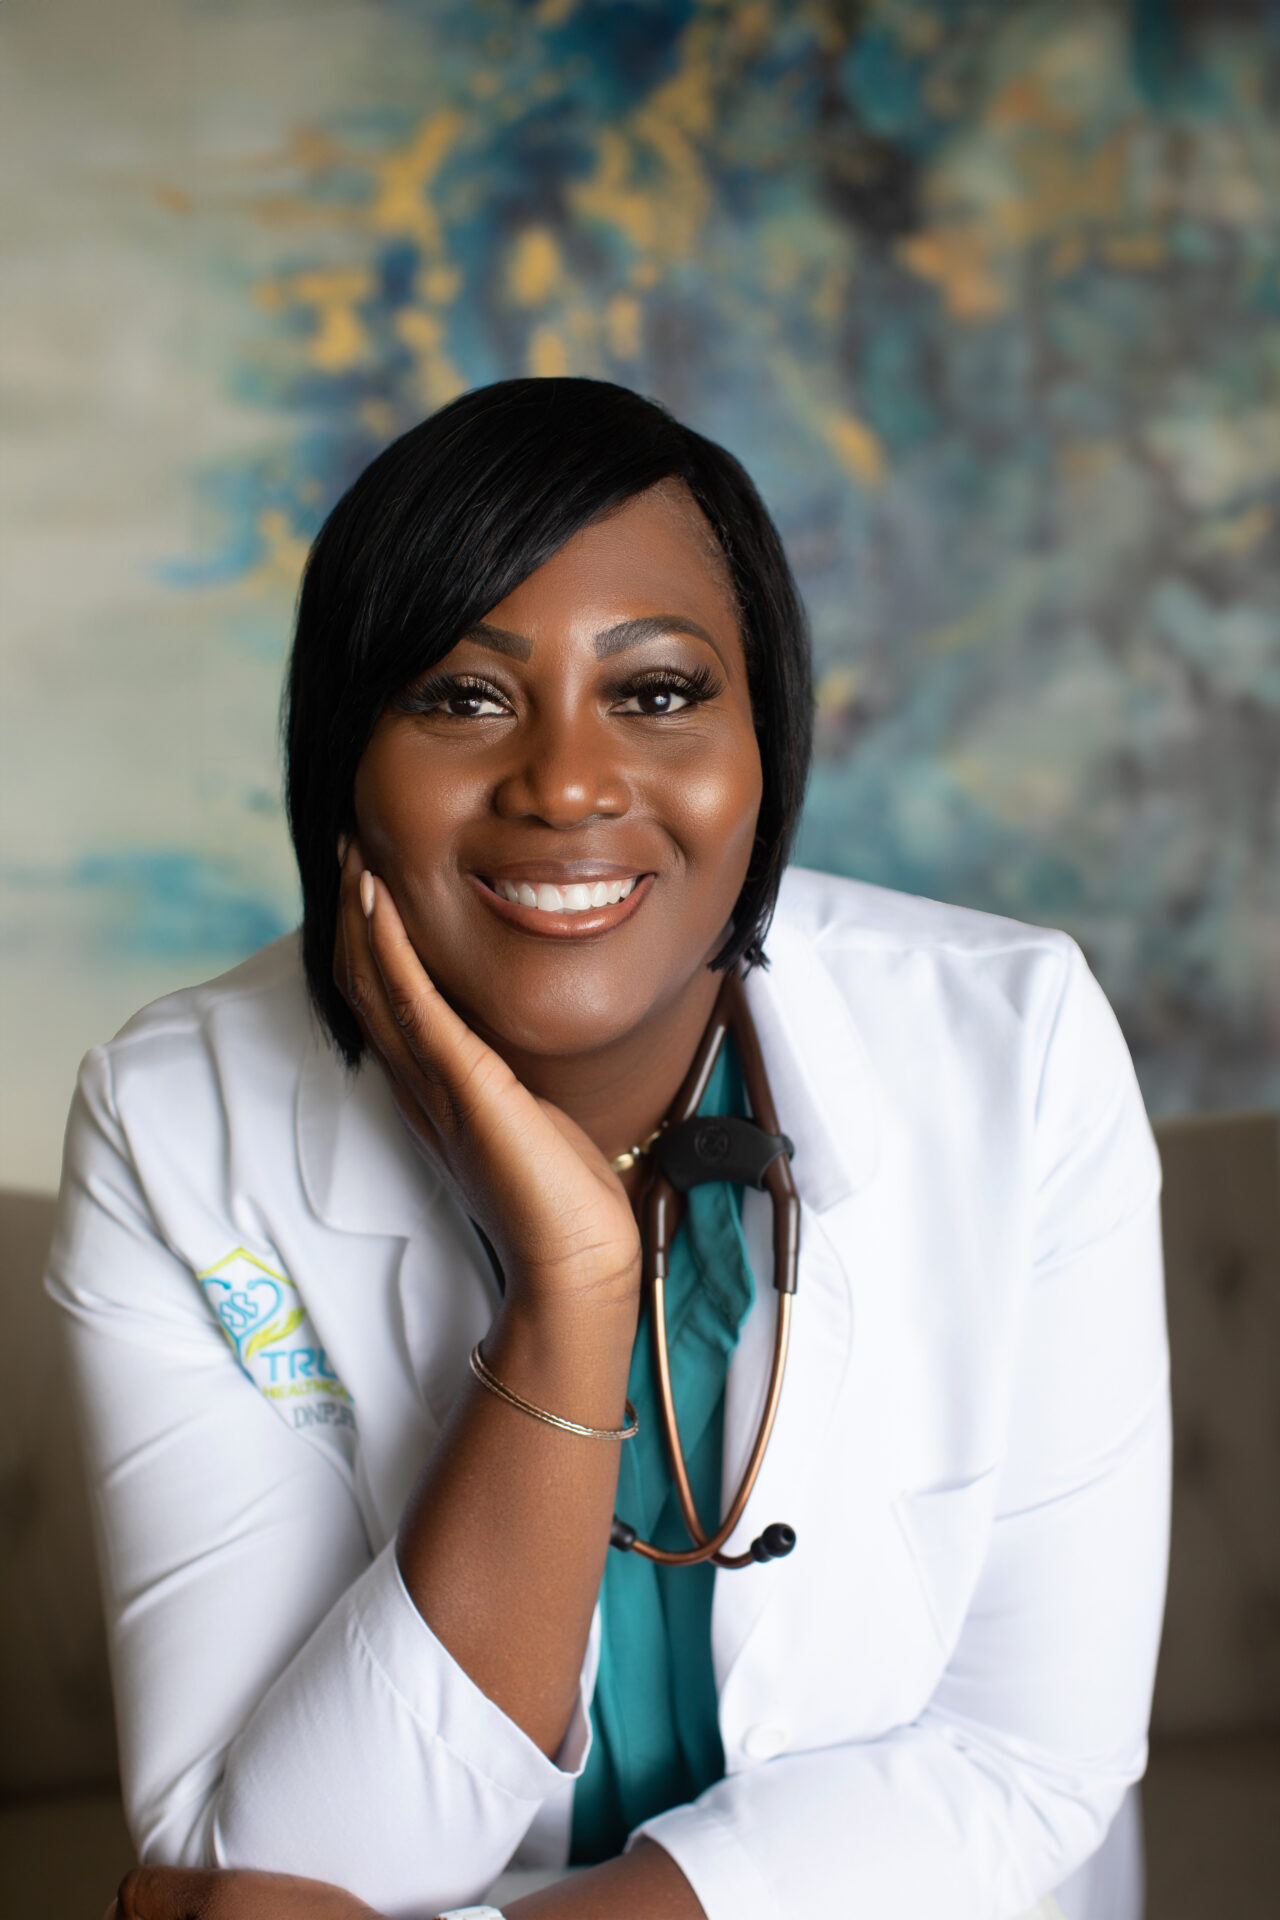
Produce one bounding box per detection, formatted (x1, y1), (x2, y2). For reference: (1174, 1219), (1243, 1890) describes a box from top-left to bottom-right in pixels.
(50, 1050), (595, 1915)
(636, 949), (1171, 1920)
(642, 1340), (1168, 1920)
(109, 1838), (702, 1920)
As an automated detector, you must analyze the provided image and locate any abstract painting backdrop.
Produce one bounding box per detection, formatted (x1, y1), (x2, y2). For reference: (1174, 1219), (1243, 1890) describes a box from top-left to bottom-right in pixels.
(3, 0), (1279, 1190)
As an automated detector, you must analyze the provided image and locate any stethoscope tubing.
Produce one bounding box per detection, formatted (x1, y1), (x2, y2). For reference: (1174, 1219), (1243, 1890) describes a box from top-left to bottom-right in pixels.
(620, 969), (800, 1570)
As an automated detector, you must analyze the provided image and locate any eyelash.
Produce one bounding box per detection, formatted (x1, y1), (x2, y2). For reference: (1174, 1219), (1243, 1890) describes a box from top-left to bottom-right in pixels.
(395, 664), (722, 718)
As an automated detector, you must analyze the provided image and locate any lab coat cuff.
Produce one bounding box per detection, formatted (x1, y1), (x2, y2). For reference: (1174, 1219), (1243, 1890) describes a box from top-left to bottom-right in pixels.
(355, 1541), (592, 1797)
(632, 1802), (780, 1920)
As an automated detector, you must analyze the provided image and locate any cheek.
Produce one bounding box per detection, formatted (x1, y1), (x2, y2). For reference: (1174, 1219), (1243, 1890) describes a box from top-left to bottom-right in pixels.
(352, 741), (458, 892)
(661, 731), (763, 888)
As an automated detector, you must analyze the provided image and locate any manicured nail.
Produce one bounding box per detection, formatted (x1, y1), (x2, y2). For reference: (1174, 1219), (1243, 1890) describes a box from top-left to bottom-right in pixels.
(360, 870), (376, 919)
(337, 832), (350, 865)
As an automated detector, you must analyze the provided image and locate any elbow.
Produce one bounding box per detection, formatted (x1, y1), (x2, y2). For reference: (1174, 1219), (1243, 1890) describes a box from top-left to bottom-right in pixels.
(130, 1770), (222, 1872)
(986, 1734), (1147, 1896)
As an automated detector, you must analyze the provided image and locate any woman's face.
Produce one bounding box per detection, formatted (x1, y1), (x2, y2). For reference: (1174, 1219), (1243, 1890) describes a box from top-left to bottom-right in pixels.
(352, 483), (763, 1062)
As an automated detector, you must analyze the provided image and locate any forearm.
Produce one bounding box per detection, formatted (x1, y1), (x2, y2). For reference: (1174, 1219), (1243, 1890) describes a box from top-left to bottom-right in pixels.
(504, 1840), (704, 1920)
(396, 1281), (640, 1757)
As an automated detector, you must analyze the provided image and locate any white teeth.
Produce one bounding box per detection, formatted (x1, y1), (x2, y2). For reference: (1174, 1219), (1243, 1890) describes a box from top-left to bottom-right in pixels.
(492, 876), (639, 913)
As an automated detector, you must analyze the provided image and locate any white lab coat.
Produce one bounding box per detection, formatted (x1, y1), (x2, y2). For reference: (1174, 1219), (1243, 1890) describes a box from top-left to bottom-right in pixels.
(47, 869), (1169, 1920)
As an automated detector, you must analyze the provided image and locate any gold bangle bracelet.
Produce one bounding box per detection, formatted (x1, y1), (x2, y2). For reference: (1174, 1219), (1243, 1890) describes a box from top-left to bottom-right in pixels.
(469, 1342), (639, 1441)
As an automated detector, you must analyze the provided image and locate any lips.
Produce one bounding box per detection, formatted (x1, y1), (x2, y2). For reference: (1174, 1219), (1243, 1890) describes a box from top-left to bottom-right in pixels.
(469, 866), (652, 937)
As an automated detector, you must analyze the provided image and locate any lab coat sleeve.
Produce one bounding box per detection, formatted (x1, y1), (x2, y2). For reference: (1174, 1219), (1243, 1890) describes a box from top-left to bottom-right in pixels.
(47, 1045), (588, 1918)
(637, 943), (1171, 1920)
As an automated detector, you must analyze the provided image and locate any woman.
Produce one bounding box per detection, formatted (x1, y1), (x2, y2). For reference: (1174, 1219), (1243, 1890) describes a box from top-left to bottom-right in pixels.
(50, 379), (1169, 1920)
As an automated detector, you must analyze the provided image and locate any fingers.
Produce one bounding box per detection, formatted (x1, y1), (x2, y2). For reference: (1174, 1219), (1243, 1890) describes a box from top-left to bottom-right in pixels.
(333, 838), (386, 1046)
(333, 842), (424, 1090)
(331, 844), (509, 1144)
(115, 1864), (212, 1918)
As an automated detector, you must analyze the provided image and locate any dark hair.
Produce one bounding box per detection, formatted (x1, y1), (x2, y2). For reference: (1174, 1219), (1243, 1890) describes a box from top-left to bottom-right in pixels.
(285, 377), (812, 1063)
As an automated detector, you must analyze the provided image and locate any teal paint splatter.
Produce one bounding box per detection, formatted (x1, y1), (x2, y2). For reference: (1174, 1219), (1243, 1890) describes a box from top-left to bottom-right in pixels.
(8, 853), (292, 963)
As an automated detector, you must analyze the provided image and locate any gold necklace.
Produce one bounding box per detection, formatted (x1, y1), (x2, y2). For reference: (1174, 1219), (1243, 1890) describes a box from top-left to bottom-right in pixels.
(608, 1125), (664, 1175)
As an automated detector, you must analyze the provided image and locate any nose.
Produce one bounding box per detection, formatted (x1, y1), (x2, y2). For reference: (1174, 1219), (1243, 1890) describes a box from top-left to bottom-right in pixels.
(492, 707), (630, 828)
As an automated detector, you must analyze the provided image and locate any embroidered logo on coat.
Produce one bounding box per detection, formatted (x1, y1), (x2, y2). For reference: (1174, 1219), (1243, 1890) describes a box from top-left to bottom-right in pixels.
(198, 1247), (357, 1466)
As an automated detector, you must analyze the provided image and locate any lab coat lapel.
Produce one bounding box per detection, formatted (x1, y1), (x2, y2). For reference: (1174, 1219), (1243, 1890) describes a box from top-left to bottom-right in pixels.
(293, 1030), (455, 1541)
(295, 1027), (441, 1241)
(712, 922), (878, 1688)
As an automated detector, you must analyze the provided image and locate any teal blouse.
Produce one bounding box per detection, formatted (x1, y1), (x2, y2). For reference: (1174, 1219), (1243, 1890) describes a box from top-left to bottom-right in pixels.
(570, 1039), (756, 1864)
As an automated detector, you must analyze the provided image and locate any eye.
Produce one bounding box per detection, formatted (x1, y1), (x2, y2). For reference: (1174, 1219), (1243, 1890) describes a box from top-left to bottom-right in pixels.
(616, 685), (693, 716)
(438, 689), (508, 719)
(611, 665), (719, 716)
(395, 675), (510, 719)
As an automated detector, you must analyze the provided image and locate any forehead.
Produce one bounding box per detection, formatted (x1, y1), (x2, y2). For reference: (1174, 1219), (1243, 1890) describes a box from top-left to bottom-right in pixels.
(481, 482), (742, 647)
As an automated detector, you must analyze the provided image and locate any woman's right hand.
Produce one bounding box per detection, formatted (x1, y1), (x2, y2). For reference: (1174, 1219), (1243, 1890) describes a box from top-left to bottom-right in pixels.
(333, 839), (643, 1312)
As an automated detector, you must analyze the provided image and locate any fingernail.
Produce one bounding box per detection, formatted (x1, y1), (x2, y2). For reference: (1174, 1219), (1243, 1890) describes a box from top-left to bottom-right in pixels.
(360, 870), (376, 919)
(337, 832), (350, 865)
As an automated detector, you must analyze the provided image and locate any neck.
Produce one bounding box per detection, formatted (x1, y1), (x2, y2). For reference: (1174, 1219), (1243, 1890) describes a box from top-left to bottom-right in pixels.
(483, 966), (725, 1170)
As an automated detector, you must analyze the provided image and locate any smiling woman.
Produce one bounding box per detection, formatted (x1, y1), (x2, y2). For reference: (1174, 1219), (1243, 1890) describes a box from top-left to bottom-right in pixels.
(50, 380), (1168, 1920)
(286, 382), (808, 1074)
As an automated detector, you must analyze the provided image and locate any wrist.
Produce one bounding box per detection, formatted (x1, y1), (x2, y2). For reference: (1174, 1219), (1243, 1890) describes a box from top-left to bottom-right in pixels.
(494, 1279), (638, 1355)
(504, 1249), (642, 1317)
(484, 1293), (638, 1433)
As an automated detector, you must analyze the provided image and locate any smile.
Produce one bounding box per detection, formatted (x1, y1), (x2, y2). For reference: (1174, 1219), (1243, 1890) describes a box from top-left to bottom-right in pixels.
(494, 877), (637, 913)
(470, 868), (652, 937)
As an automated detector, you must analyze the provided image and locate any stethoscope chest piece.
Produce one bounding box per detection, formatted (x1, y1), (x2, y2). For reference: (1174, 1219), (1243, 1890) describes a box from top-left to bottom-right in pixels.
(651, 1115), (795, 1198)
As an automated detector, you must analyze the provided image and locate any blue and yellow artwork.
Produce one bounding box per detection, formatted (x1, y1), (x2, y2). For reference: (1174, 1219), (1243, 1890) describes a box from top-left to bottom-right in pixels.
(2, 0), (1278, 1186)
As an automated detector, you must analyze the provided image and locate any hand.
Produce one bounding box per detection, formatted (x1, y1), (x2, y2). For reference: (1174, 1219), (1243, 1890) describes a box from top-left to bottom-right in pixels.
(107, 1865), (382, 1919)
(334, 841), (642, 1308)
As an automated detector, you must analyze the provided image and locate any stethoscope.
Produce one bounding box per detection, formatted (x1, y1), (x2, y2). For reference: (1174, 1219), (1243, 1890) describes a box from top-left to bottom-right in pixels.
(607, 969), (800, 1572)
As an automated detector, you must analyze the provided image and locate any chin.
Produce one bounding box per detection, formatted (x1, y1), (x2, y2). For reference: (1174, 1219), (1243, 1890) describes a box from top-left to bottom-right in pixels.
(431, 934), (710, 1065)
(458, 965), (654, 1062)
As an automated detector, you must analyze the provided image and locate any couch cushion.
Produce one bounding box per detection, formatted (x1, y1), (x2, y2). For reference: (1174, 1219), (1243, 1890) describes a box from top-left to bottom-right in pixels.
(1143, 1731), (1280, 1920)
(1151, 1113), (1280, 1735)
(0, 1789), (134, 1919)
(0, 1190), (118, 1794)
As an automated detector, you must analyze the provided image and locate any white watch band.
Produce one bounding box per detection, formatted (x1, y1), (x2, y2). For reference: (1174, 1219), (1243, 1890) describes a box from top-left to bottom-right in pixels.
(433, 1908), (507, 1919)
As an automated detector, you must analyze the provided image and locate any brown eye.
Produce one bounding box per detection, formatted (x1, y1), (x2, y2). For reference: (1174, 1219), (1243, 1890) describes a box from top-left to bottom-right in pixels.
(444, 691), (503, 718)
(620, 687), (689, 715)
(611, 663), (719, 716)
(395, 675), (510, 719)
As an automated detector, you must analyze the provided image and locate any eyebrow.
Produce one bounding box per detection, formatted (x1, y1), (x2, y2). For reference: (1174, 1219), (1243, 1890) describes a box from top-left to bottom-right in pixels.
(461, 613), (720, 663)
(592, 615), (720, 660)
(464, 621), (533, 660)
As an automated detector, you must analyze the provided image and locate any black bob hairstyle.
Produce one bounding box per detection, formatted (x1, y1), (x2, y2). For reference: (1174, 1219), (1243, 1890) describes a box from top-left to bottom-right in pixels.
(285, 377), (813, 1064)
